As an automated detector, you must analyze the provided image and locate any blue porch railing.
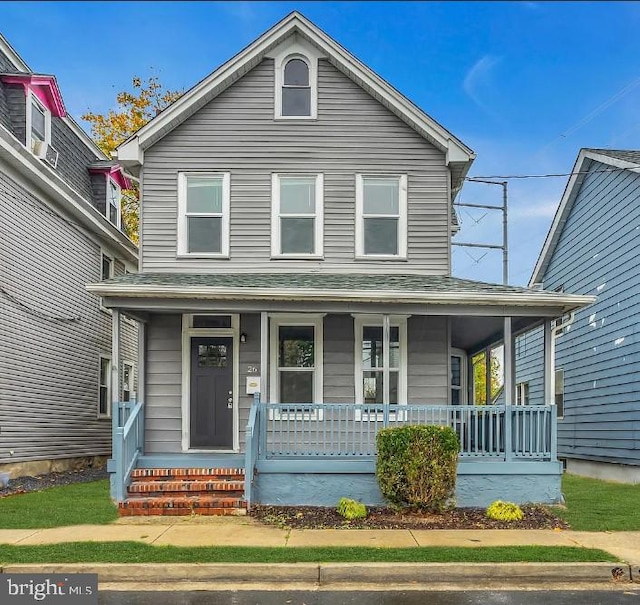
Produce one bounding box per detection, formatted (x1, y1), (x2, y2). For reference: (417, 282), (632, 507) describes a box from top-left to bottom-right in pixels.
(112, 400), (144, 503)
(251, 402), (556, 460)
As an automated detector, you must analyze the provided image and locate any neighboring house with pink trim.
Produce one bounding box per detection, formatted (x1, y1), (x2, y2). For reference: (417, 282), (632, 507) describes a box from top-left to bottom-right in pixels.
(0, 34), (138, 475)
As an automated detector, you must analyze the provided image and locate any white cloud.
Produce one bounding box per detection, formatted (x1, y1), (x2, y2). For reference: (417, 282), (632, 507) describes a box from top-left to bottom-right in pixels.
(462, 55), (501, 113)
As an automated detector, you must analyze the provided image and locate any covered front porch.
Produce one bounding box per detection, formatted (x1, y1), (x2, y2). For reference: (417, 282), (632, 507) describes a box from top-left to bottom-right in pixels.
(90, 273), (593, 511)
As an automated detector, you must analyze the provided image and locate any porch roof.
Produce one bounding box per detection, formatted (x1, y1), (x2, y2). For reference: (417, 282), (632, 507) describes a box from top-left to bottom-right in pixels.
(87, 272), (593, 313)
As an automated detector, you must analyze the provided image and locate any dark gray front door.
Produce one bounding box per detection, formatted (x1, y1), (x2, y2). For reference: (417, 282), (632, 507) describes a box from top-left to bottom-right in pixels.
(190, 337), (234, 449)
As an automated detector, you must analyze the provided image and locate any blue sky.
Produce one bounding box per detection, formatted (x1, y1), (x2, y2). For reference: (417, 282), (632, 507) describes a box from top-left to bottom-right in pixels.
(2, 1), (639, 285)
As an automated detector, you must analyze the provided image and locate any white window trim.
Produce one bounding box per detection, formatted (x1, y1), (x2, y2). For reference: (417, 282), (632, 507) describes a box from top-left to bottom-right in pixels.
(354, 314), (408, 420)
(99, 250), (114, 314)
(269, 314), (324, 420)
(271, 173), (324, 258)
(98, 354), (112, 419)
(121, 360), (136, 402)
(274, 52), (318, 120)
(26, 90), (51, 154)
(450, 348), (467, 405)
(177, 172), (231, 258)
(355, 174), (408, 259)
(180, 314), (240, 453)
(107, 177), (122, 229)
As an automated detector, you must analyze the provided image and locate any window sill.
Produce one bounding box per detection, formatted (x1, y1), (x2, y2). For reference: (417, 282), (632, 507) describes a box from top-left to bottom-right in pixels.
(354, 255), (408, 262)
(97, 414), (111, 421)
(176, 253), (230, 260)
(274, 115), (318, 121)
(271, 254), (324, 261)
(100, 305), (113, 316)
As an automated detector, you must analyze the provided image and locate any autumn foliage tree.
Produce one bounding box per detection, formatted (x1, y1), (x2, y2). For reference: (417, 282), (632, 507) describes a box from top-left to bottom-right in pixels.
(471, 349), (503, 404)
(83, 76), (182, 241)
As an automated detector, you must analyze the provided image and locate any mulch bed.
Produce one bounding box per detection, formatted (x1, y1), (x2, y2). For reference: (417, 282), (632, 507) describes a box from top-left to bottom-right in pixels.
(250, 504), (569, 530)
(0, 467), (108, 498)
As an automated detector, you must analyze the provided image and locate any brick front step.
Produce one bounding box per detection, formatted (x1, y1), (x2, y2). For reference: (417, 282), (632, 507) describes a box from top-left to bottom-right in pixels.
(128, 480), (245, 494)
(130, 468), (245, 482)
(120, 467), (247, 517)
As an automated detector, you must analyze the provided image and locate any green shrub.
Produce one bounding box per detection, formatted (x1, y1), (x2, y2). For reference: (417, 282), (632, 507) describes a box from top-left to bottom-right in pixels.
(336, 497), (367, 520)
(376, 425), (460, 512)
(486, 500), (524, 522)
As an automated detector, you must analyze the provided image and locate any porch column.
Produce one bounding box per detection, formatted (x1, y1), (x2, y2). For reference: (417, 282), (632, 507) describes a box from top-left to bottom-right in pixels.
(260, 311), (268, 404)
(543, 319), (554, 405)
(137, 320), (146, 454)
(111, 309), (121, 415)
(383, 314), (390, 425)
(503, 317), (513, 405)
(503, 317), (513, 462)
(485, 346), (491, 405)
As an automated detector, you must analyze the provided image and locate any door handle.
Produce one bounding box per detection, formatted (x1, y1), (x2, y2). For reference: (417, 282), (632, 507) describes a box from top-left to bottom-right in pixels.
(227, 397), (233, 408)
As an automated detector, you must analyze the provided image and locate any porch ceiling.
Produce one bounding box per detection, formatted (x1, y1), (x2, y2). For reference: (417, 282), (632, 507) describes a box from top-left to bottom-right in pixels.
(451, 315), (540, 351)
(88, 273), (594, 315)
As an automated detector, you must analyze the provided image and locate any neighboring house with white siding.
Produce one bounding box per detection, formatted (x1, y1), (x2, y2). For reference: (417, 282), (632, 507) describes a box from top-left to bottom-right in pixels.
(0, 34), (138, 476)
(90, 12), (593, 515)
(517, 148), (640, 483)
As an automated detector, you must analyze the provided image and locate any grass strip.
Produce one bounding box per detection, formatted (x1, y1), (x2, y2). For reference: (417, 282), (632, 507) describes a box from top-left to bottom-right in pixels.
(557, 474), (640, 531)
(0, 481), (117, 529)
(0, 543), (616, 564)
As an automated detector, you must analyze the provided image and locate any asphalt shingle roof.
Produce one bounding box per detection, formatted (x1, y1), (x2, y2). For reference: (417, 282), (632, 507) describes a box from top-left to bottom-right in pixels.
(102, 272), (563, 297)
(585, 149), (640, 165)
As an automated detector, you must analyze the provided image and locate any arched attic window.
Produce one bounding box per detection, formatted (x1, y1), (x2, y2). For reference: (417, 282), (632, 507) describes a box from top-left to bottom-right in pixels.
(282, 57), (311, 117)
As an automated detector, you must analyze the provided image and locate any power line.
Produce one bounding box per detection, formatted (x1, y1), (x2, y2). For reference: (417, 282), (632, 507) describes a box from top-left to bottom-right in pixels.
(466, 166), (636, 181)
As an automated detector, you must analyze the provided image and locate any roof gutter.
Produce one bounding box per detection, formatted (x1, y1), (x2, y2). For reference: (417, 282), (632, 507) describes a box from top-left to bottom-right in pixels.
(86, 282), (595, 312)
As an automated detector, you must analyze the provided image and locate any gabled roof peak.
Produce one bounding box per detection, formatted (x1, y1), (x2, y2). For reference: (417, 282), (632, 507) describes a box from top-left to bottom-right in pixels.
(118, 11), (474, 191)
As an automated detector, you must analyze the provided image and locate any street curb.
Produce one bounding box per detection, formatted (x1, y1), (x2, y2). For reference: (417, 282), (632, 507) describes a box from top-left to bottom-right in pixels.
(0, 562), (633, 586)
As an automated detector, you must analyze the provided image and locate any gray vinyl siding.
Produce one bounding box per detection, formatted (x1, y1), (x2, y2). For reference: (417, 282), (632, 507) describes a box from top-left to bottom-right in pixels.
(143, 313), (450, 454)
(0, 170), (137, 465)
(5, 86), (25, 144)
(516, 160), (640, 466)
(408, 316), (449, 404)
(51, 118), (96, 204)
(142, 58), (450, 275)
(90, 173), (108, 216)
(144, 314), (182, 453)
(0, 82), (12, 133)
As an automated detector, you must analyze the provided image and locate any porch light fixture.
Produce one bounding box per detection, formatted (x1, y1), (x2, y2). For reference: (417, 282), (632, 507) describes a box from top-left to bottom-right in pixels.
(240, 332), (247, 343)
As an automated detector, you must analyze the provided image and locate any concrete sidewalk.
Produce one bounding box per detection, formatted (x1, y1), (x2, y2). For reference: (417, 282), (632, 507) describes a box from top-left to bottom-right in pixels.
(1, 518), (640, 565)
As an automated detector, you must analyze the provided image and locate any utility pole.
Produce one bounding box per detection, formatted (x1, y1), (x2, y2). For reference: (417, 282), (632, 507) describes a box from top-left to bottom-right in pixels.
(452, 179), (508, 285)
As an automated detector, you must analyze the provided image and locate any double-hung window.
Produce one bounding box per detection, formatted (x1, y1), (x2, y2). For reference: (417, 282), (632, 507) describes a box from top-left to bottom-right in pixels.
(98, 355), (111, 418)
(108, 179), (121, 227)
(269, 315), (323, 418)
(450, 350), (467, 405)
(272, 174), (323, 257)
(515, 382), (530, 405)
(28, 93), (50, 154)
(122, 362), (134, 402)
(354, 315), (407, 416)
(178, 173), (230, 257)
(356, 175), (407, 258)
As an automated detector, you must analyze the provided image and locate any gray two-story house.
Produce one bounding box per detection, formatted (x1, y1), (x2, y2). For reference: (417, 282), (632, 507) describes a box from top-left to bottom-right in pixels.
(516, 148), (640, 484)
(90, 13), (592, 515)
(0, 34), (138, 476)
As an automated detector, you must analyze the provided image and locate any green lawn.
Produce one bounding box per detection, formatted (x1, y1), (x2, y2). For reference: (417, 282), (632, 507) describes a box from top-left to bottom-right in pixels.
(557, 473), (640, 531)
(0, 543), (615, 564)
(0, 480), (117, 529)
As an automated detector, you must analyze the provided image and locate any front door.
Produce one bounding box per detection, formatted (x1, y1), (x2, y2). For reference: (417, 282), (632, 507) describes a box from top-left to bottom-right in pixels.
(190, 337), (234, 449)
